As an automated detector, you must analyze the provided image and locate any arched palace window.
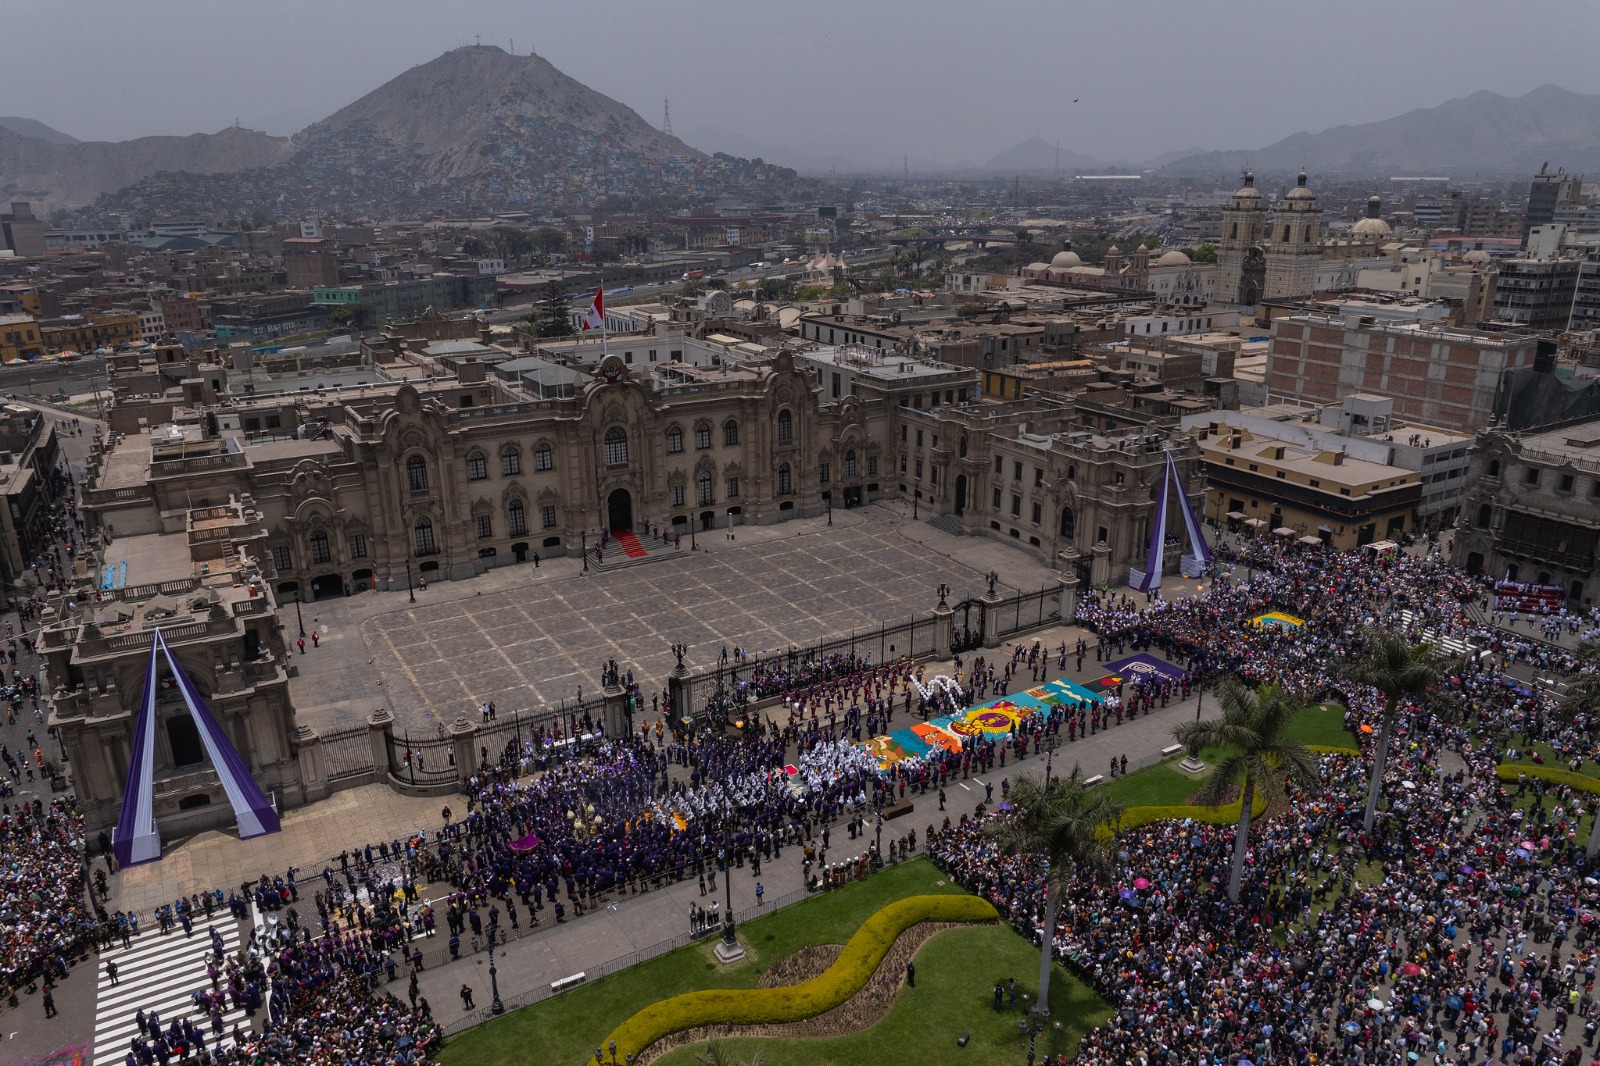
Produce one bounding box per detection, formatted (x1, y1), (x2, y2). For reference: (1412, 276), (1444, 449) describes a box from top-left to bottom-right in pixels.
(603, 427), (629, 467)
(413, 516), (437, 555)
(406, 455), (429, 492)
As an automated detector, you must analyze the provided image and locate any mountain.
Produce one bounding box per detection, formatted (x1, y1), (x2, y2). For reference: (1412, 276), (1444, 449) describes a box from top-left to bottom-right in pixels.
(296, 45), (702, 186)
(1164, 84), (1600, 176)
(0, 126), (293, 210)
(53, 46), (807, 222)
(985, 136), (1108, 174)
(0, 117), (78, 145)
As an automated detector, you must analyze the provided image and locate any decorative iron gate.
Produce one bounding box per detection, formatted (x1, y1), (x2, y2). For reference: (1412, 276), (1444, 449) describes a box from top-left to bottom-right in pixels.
(950, 599), (987, 654)
(386, 729), (458, 786)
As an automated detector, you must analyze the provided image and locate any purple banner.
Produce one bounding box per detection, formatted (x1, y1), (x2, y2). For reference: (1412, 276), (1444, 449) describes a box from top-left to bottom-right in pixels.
(1102, 653), (1188, 683)
(161, 631), (280, 840)
(112, 638), (162, 868)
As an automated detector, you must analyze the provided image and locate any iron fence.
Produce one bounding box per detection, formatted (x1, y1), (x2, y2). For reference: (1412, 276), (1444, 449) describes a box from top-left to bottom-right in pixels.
(674, 616), (935, 719)
(990, 585), (1061, 640)
(320, 724), (373, 782)
(473, 696), (609, 766)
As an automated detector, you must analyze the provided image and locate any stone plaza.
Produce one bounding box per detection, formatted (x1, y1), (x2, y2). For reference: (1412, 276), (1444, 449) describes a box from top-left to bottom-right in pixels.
(285, 502), (1068, 736)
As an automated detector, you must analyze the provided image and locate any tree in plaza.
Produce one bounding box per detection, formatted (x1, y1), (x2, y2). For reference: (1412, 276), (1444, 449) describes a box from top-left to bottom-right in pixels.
(1559, 640), (1600, 854)
(1340, 628), (1445, 834)
(1173, 677), (1318, 902)
(984, 766), (1121, 1014)
(537, 281), (575, 338)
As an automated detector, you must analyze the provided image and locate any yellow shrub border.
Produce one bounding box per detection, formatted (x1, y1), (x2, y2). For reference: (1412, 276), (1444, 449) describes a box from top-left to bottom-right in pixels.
(1495, 762), (1600, 794)
(1109, 745), (1358, 832)
(596, 893), (998, 1064)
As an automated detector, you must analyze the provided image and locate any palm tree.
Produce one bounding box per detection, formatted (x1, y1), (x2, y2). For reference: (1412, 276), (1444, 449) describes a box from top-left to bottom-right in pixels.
(1173, 677), (1319, 902)
(1560, 639), (1600, 855)
(984, 766), (1122, 1015)
(1341, 627), (1446, 833)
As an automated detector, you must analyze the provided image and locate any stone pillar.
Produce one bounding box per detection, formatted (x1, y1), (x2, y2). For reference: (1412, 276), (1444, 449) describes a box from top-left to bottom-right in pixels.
(294, 724), (329, 802)
(1057, 570), (1081, 624)
(932, 605), (954, 661)
(366, 708), (394, 778)
(1091, 540), (1112, 588)
(449, 716), (477, 792)
(980, 592), (1004, 649)
(602, 682), (628, 740)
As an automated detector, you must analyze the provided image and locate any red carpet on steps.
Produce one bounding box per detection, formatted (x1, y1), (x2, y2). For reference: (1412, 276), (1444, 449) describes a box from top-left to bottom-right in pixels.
(613, 529), (648, 558)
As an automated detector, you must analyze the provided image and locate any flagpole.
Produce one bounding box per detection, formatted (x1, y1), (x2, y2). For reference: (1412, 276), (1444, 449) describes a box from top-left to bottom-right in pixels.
(597, 277), (610, 360)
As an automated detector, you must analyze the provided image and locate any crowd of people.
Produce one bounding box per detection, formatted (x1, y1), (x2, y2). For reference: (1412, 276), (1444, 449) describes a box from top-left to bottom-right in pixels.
(16, 451), (1600, 1065)
(0, 796), (95, 1005)
(915, 537), (1600, 1065)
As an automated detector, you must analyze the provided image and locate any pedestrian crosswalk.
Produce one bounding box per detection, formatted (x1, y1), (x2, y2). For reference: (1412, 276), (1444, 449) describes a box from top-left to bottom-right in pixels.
(92, 918), (250, 1066)
(1397, 610), (1479, 659)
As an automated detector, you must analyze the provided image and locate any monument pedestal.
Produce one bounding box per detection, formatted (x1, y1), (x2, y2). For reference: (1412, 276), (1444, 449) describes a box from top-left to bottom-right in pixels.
(713, 937), (747, 964)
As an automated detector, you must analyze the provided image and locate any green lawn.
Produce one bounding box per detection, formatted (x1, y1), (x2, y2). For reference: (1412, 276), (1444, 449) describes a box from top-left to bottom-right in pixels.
(1097, 757), (1201, 808)
(1292, 704), (1359, 749)
(652, 923), (1113, 1066)
(1094, 702), (1356, 812)
(439, 859), (975, 1066)
(1503, 741), (1600, 780)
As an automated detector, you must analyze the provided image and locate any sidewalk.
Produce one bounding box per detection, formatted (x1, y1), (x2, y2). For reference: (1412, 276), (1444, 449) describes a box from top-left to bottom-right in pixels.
(412, 643), (1208, 1035)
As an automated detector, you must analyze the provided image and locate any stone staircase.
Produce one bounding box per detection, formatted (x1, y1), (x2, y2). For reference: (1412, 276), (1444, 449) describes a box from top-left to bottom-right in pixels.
(926, 513), (967, 537)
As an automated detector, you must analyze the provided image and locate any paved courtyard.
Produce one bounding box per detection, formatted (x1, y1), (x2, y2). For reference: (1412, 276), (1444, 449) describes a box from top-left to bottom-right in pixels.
(286, 502), (1064, 733)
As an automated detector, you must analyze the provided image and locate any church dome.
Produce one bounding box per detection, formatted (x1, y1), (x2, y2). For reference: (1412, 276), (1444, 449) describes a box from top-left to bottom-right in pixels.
(1285, 169), (1316, 201)
(1026, 262), (1051, 272)
(1155, 249), (1191, 266)
(1050, 249), (1083, 269)
(1462, 249), (1493, 264)
(1106, 244), (1120, 256)
(1232, 170), (1262, 200)
(1351, 194), (1388, 235)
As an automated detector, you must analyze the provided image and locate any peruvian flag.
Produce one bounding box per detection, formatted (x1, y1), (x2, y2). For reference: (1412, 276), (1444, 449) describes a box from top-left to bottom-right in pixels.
(579, 287), (604, 332)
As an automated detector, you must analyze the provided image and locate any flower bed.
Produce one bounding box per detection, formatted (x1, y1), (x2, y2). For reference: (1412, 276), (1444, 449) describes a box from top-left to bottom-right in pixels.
(597, 894), (997, 1063)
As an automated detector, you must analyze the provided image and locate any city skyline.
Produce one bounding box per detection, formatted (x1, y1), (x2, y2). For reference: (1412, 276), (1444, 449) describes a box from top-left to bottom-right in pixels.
(4, 0), (1600, 174)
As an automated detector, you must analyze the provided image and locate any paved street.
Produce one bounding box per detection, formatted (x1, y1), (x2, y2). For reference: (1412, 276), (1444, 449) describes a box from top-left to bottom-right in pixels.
(407, 626), (1212, 1035)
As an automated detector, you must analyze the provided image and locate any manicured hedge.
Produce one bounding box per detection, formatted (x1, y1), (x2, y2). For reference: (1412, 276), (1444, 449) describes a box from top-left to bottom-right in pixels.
(597, 893), (998, 1063)
(1115, 790), (1269, 832)
(1495, 762), (1600, 794)
(1307, 744), (1360, 756)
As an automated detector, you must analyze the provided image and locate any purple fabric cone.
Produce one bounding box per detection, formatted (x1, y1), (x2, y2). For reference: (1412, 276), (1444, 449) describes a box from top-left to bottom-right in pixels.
(159, 631), (280, 839)
(112, 638), (163, 868)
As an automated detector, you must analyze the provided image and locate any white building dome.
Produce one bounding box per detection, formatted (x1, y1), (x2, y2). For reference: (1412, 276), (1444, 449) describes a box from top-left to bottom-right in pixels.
(1050, 249), (1083, 269)
(1155, 249), (1191, 266)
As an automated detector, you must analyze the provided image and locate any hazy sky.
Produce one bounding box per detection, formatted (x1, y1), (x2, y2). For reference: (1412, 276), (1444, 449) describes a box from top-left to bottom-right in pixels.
(5, 0), (1598, 171)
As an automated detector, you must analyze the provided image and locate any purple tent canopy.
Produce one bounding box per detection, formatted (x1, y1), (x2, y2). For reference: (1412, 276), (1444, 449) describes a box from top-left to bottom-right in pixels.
(509, 833), (542, 852)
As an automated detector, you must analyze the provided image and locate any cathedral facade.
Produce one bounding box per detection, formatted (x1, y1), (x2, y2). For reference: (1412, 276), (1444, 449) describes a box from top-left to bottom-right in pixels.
(1216, 171), (1326, 306)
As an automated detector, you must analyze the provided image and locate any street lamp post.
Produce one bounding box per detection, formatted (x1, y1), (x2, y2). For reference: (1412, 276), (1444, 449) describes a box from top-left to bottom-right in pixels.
(581, 530), (589, 572)
(293, 591), (306, 638)
(936, 582), (951, 609)
(405, 560), (415, 604)
(826, 494), (832, 526)
(488, 941), (504, 1015)
(721, 830), (738, 949)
